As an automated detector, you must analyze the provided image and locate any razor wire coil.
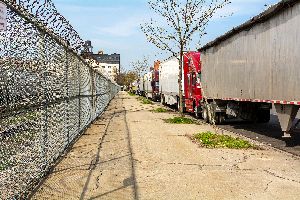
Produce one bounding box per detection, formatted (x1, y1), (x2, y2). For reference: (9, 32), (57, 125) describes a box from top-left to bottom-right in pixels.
(0, 0), (120, 199)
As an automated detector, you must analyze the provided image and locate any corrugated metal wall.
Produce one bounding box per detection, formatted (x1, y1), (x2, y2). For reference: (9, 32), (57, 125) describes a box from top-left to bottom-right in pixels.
(201, 2), (300, 101)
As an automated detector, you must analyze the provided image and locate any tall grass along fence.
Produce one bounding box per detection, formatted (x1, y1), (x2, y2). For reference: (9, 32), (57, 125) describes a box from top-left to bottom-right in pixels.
(0, 0), (120, 198)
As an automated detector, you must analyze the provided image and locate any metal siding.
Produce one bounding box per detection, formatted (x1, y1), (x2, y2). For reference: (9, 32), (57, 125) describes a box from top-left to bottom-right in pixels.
(139, 77), (144, 92)
(202, 2), (300, 102)
(145, 72), (152, 93)
(159, 57), (180, 96)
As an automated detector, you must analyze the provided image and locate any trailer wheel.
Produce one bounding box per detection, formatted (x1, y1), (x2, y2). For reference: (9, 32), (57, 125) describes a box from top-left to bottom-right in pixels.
(161, 95), (166, 105)
(153, 95), (157, 102)
(215, 113), (225, 125)
(257, 110), (270, 123)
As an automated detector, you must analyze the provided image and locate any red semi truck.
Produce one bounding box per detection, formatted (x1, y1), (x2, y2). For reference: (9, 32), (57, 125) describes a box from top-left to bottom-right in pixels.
(182, 52), (202, 117)
(159, 52), (202, 115)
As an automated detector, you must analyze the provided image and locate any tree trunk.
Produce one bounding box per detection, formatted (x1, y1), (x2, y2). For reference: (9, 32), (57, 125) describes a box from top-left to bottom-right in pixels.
(178, 49), (184, 116)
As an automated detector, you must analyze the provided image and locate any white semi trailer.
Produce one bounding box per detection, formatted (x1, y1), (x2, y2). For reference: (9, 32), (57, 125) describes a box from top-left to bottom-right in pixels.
(138, 77), (145, 96)
(199, 0), (300, 137)
(144, 71), (153, 99)
(159, 57), (180, 106)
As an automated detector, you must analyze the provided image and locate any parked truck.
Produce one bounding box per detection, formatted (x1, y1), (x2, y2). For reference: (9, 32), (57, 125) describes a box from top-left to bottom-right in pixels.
(130, 81), (139, 94)
(137, 77), (145, 96)
(158, 0), (300, 137)
(159, 52), (201, 116)
(197, 0), (300, 137)
(159, 56), (180, 107)
(145, 61), (160, 101)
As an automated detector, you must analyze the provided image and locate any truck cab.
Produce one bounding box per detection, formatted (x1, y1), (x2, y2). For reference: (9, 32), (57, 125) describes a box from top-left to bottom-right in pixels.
(183, 52), (202, 117)
(151, 70), (160, 101)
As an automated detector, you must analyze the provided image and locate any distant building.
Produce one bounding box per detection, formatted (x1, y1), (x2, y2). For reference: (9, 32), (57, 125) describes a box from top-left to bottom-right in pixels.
(82, 40), (120, 82)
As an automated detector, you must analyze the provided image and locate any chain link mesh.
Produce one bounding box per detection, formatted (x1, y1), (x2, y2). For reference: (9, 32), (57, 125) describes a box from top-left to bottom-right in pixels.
(0, 1), (119, 199)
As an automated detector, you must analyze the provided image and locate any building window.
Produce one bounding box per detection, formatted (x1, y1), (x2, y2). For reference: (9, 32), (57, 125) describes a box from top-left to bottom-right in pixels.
(108, 66), (111, 68)
(102, 66), (105, 68)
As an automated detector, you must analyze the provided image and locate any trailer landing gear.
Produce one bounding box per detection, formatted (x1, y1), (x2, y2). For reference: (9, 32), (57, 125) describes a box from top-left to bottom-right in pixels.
(275, 104), (299, 138)
(202, 103), (225, 125)
(202, 105), (209, 123)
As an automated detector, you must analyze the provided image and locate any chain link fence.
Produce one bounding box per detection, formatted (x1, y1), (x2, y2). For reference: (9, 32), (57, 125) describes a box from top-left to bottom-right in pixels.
(0, 0), (119, 199)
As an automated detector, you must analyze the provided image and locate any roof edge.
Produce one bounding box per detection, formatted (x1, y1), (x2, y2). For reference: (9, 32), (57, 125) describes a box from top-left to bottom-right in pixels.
(198, 0), (300, 52)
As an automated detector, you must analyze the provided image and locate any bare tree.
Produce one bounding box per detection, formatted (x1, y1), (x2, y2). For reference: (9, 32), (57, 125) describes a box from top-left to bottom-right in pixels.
(141, 0), (230, 114)
(130, 56), (149, 79)
(124, 71), (139, 88)
(112, 67), (119, 82)
(116, 66), (128, 86)
(116, 66), (139, 89)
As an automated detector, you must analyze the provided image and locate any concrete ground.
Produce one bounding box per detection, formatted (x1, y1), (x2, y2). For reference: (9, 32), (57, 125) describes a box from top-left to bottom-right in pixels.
(33, 92), (300, 200)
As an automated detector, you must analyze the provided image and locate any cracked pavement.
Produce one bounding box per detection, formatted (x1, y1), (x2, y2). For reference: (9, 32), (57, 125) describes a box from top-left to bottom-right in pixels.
(33, 92), (300, 200)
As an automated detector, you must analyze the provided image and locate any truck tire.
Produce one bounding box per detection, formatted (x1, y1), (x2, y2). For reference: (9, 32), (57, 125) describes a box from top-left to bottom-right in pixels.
(153, 95), (157, 102)
(161, 95), (166, 105)
(257, 110), (270, 123)
(215, 113), (225, 125)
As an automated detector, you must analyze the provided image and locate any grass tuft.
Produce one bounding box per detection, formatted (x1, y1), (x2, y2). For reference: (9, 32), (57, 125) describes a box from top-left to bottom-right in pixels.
(128, 92), (136, 96)
(164, 117), (195, 124)
(152, 108), (168, 113)
(138, 97), (153, 104)
(193, 131), (255, 149)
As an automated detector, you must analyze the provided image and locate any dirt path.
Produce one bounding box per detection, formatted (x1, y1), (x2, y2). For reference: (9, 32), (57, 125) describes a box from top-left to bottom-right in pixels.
(33, 92), (300, 200)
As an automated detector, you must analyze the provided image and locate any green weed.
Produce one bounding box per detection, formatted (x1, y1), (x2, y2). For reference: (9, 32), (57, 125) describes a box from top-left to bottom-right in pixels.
(193, 131), (255, 149)
(128, 92), (136, 96)
(138, 97), (153, 104)
(152, 108), (168, 113)
(164, 117), (195, 124)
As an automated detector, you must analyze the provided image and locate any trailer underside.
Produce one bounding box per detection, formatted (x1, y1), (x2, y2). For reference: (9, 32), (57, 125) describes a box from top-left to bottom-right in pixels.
(197, 98), (300, 137)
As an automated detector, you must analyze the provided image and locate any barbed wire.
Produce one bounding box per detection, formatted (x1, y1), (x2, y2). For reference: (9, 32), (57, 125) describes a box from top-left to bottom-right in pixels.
(2, 0), (84, 53)
(0, 0), (119, 199)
